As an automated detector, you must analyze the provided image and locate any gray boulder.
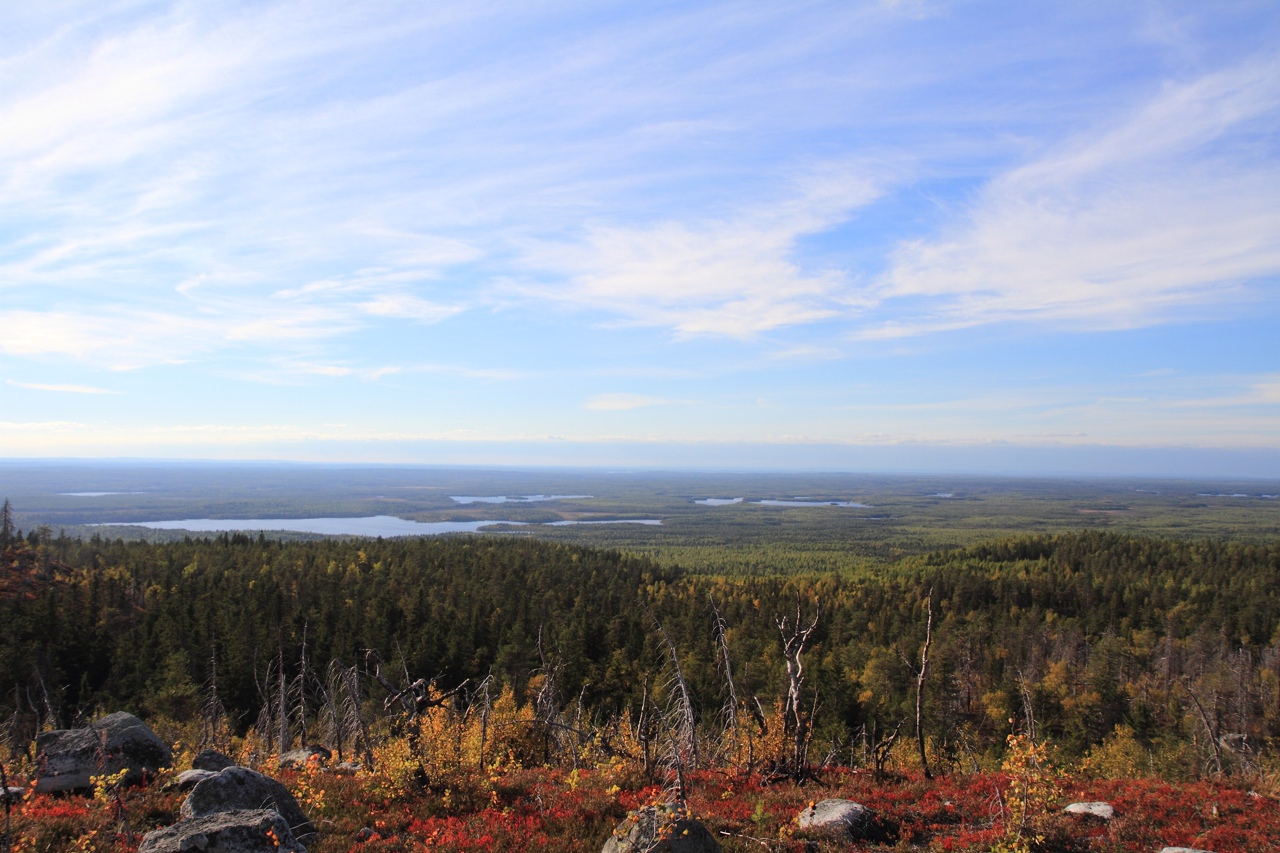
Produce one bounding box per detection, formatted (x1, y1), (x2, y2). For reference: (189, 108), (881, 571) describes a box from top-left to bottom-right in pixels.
(183, 767), (315, 842)
(139, 808), (307, 853)
(602, 802), (720, 853)
(2, 786), (24, 803)
(277, 745), (331, 771)
(1063, 801), (1115, 820)
(796, 799), (873, 840)
(35, 712), (172, 793)
(192, 750), (236, 772)
(1159, 849), (1216, 853)
(167, 769), (219, 791)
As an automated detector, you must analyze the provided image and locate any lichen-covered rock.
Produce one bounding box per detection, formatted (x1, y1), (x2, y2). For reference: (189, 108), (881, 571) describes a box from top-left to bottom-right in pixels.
(139, 808), (307, 853)
(1159, 848), (1216, 853)
(182, 767), (315, 842)
(332, 761), (362, 776)
(277, 745), (331, 770)
(169, 769), (219, 791)
(2, 786), (24, 803)
(602, 802), (720, 853)
(1063, 801), (1115, 820)
(35, 712), (172, 793)
(192, 750), (236, 772)
(796, 799), (873, 840)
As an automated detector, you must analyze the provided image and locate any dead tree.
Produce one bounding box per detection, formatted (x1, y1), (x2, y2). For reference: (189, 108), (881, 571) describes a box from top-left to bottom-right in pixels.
(1181, 676), (1224, 775)
(649, 613), (698, 800)
(199, 646), (229, 752)
(275, 636), (289, 754)
(319, 659), (374, 768)
(528, 625), (571, 766)
(708, 594), (742, 769)
(912, 591), (934, 779)
(776, 599), (820, 779)
(2, 756), (12, 853)
(865, 718), (905, 780)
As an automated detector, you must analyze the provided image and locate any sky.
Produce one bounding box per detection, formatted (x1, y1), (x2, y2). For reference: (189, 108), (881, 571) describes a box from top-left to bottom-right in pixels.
(1, 1), (1278, 475)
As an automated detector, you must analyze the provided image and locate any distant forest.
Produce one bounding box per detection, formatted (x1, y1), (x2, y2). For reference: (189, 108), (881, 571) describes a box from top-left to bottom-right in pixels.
(2, 517), (1278, 777)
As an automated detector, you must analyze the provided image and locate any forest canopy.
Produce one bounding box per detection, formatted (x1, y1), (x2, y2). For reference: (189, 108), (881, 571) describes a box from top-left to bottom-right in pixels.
(2, 527), (1278, 776)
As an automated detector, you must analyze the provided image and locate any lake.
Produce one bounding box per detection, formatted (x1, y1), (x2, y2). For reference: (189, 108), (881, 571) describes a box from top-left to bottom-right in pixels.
(450, 494), (591, 504)
(97, 515), (662, 536)
(754, 499), (874, 507)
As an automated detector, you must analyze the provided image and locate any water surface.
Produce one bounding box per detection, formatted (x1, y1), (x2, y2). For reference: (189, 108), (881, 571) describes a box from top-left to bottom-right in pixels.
(754, 499), (874, 508)
(97, 515), (662, 535)
(98, 516), (515, 537)
(450, 494), (591, 504)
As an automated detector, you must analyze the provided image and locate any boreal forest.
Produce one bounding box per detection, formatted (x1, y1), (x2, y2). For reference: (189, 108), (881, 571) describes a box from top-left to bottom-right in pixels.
(3, 501), (1280, 852)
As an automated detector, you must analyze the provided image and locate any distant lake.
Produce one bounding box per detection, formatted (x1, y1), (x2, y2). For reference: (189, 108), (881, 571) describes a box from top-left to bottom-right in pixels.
(61, 491), (144, 497)
(754, 500), (874, 508)
(450, 494), (591, 504)
(694, 497), (743, 505)
(96, 515), (661, 536)
(548, 519), (662, 526)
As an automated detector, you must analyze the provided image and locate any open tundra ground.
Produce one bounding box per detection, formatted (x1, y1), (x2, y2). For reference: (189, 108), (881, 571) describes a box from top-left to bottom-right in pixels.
(7, 759), (1280, 852)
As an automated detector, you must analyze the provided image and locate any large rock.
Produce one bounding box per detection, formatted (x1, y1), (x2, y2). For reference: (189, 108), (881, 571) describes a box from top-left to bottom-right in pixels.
(1159, 849), (1216, 853)
(139, 808), (307, 853)
(183, 767), (315, 842)
(35, 712), (172, 793)
(602, 802), (720, 853)
(1063, 801), (1114, 820)
(167, 769), (219, 792)
(192, 750), (236, 772)
(277, 745), (331, 771)
(796, 799), (874, 840)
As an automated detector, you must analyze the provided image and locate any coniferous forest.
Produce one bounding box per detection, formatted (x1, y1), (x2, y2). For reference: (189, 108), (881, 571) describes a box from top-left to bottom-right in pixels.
(3, 512), (1280, 852)
(4, 528), (1278, 774)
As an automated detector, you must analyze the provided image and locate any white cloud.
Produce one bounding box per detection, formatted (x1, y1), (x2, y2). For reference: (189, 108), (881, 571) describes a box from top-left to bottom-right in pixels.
(871, 61), (1280, 336)
(527, 175), (882, 338)
(358, 295), (462, 324)
(0, 309), (213, 368)
(7, 380), (118, 395)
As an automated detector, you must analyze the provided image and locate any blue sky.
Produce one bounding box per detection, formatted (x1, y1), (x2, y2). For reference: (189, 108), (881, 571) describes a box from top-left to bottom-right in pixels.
(1, 1), (1278, 475)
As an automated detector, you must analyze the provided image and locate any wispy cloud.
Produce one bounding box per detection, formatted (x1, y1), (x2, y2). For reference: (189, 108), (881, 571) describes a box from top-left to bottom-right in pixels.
(584, 394), (678, 411)
(868, 60), (1280, 337)
(7, 380), (118, 395)
(358, 295), (462, 324)
(527, 175), (882, 337)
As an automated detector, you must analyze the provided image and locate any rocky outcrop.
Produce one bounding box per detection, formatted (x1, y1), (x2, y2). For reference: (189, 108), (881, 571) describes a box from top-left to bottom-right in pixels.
(139, 808), (307, 853)
(192, 750), (236, 772)
(796, 798), (873, 840)
(1063, 801), (1115, 820)
(277, 745), (331, 771)
(34, 712), (172, 793)
(1159, 848), (1216, 853)
(602, 802), (720, 853)
(182, 767), (315, 842)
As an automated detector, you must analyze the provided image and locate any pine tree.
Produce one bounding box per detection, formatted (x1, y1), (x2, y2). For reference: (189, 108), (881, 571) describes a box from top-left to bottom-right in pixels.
(0, 499), (12, 547)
